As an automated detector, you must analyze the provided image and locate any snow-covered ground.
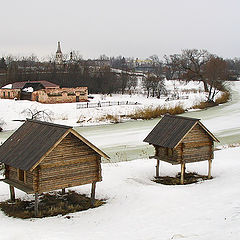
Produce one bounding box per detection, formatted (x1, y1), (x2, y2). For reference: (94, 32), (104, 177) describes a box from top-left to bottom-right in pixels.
(0, 80), (206, 131)
(0, 147), (239, 240)
(0, 80), (239, 240)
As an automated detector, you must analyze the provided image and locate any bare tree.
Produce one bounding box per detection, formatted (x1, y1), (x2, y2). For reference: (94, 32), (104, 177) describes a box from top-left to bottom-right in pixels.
(71, 50), (83, 61)
(119, 72), (130, 94)
(142, 75), (152, 98)
(126, 75), (138, 94)
(156, 79), (166, 98)
(226, 58), (240, 80)
(204, 56), (229, 102)
(99, 54), (109, 61)
(148, 55), (163, 77)
(21, 106), (53, 122)
(142, 74), (163, 98)
(163, 54), (182, 80)
(179, 49), (211, 91)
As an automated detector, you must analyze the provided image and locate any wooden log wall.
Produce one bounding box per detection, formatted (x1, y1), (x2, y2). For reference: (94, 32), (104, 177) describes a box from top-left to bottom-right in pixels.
(154, 146), (181, 164)
(26, 170), (34, 186)
(8, 166), (18, 181)
(7, 166), (33, 187)
(155, 123), (214, 164)
(37, 133), (102, 193)
(182, 124), (213, 163)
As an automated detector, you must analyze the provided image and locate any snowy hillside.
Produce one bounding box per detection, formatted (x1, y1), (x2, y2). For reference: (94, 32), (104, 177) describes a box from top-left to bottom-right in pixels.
(0, 147), (239, 240)
(0, 80), (239, 240)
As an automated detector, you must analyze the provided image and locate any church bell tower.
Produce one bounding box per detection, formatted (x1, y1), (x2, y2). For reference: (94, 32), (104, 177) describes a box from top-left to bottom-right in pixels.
(55, 41), (63, 65)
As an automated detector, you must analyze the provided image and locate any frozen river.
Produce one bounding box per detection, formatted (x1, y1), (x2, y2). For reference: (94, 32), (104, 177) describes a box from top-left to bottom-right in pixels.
(1, 82), (240, 162)
(74, 81), (240, 162)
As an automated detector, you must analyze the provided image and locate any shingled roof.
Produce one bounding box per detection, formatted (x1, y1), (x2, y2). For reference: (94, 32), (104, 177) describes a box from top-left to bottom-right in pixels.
(144, 115), (219, 148)
(0, 120), (109, 171)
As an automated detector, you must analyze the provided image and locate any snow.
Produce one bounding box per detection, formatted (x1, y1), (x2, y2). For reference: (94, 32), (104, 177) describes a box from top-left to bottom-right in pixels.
(22, 87), (34, 92)
(0, 80), (240, 239)
(0, 80), (207, 131)
(1, 84), (12, 89)
(0, 147), (240, 240)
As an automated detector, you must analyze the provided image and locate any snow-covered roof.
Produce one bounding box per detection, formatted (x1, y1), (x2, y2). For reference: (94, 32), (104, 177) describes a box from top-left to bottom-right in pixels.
(22, 87), (34, 93)
(2, 84), (13, 89)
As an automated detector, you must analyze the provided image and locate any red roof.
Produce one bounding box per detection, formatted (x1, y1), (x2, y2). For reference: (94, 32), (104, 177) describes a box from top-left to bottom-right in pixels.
(11, 81), (59, 89)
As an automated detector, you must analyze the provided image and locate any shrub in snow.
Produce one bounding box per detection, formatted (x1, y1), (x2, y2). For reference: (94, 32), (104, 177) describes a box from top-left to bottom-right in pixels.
(21, 106), (53, 122)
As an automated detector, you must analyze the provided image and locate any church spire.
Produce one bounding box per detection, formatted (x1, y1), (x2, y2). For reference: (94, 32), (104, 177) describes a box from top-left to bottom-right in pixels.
(56, 41), (62, 53)
(55, 41), (63, 65)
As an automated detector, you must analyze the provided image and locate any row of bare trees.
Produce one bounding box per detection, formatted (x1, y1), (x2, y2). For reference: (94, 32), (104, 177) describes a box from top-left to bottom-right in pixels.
(0, 57), (138, 94)
(0, 49), (238, 101)
(163, 49), (229, 102)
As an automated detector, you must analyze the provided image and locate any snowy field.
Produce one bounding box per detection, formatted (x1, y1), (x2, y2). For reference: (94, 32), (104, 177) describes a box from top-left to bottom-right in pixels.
(0, 80), (206, 131)
(0, 80), (240, 239)
(0, 147), (239, 240)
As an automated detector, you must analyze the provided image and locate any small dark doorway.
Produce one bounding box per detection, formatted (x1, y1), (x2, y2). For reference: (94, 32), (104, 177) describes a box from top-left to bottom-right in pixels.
(76, 96), (79, 102)
(20, 92), (32, 100)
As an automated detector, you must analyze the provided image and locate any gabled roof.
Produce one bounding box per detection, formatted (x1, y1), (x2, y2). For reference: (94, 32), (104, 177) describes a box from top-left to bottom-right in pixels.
(10, 81), (59, 89)
(144, 115), (219, 148)
(0, 120), (109, 171)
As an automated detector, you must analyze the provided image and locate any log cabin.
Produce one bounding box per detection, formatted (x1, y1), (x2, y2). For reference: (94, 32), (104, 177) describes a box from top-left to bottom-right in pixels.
(0, 119), (109, 215)
(144, 115), (219, 184)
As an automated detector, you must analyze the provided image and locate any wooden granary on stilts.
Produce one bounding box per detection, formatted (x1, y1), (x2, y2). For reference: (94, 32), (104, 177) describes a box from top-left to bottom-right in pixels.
(144, 115), (219, 184)
(0, 119), (109, 216)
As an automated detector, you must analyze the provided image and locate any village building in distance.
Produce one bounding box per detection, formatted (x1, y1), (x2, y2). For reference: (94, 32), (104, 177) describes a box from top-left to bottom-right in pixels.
(0, 80), (88, 103)
(0, 42), (88, 103)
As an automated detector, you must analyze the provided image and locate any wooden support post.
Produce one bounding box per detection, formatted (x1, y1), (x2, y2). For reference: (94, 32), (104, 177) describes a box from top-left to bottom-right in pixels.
(91, 182), (96, 207)
(34, 193), (39, 217)
(9, 185), (15, 202)
(208, 159), (212, 179)
(156, 160), (160, 177)
(180, 163), (185, 185)
(62, 188), (66, 195)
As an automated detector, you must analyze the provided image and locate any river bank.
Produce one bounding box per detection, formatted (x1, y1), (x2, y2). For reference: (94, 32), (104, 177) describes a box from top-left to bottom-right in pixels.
(0, 81), (239, 163)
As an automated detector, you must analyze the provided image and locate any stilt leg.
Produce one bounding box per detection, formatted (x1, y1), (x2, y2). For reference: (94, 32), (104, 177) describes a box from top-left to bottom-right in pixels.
(62, 188), (66, 195)
(208, 159), (212, 179)
(9, 185), (15, 202)
(156, 160), (160, 177)
(181, 163), (185, 185)
(91, 182), (96, 207)
(34, 193), (39, 217)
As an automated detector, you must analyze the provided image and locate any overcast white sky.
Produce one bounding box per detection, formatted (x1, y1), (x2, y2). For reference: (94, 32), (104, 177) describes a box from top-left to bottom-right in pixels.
(1, 0), (240, 60)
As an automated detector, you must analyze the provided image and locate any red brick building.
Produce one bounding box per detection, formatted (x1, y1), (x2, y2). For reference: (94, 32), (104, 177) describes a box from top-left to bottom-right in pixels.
(0, 81), (88, 103)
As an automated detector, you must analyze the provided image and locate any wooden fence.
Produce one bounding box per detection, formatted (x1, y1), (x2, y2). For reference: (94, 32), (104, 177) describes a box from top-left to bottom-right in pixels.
(76, 101), (140, 109)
